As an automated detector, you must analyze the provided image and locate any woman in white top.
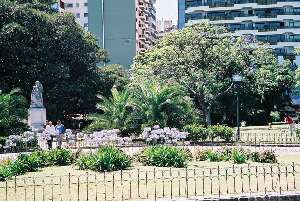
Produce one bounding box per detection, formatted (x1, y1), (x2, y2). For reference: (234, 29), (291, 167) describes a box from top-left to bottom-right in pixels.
(45, 121), (55, 149)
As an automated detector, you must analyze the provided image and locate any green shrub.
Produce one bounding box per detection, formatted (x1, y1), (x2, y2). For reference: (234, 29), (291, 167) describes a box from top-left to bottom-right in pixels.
(139, 146), (190, 168)
(249, 151), (261, 162)
(208, 125), (234, 142)
(46, 149), (74, 166)
(232, 149), (247, 164)
(270, 111), (281, 122)
(206, 150), (223, 162)
(17, 154), (40, 172)
(77, 146), (132, 172)
(183, 124), (208, 141)
(194, 149), (211, 161)
(0, 165), (11, 181)
(259, 150), (277, 163)
(7, 160), (27, 176)
(219, 147), (232, 161)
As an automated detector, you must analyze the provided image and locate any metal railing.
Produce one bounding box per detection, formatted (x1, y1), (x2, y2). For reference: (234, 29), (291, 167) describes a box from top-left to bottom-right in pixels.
(0, 163), (300, 201)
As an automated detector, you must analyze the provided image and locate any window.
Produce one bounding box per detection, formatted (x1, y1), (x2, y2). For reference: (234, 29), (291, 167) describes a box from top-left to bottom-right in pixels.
(84, 2), (88, 6)
(76, 13), (80, 18)
(84, 23), (88, 27)
(76, 3), (79, 7)
(84, 13), (88, 17)
(66, 3), (73, 8)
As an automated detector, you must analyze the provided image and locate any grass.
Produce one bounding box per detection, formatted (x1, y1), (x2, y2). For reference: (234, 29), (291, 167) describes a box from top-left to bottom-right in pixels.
(0, 153), (300, 201)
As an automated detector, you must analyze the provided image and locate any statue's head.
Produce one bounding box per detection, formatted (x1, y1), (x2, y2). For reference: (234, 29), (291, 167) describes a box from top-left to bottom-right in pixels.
(35, 81), (40, 84)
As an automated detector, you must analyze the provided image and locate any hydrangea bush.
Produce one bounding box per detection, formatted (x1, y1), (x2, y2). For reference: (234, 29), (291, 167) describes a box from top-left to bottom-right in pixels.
(85, 129), (132, 147)
(3, 131), (37, 150)
(142, 125), (188, 145)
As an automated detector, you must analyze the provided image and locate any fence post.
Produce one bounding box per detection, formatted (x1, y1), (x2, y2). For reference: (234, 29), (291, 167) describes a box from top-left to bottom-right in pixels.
(240, 166), (244, 194)
(85, 172), (88, 201)
(233, 165), (236, 194)
(278, 165), (282, 194)
(14, 176), (17, 201)
(154, 168), (157, 201)
(146, 170), (148, 199)
(263, 165), (266, 194)
(103, 171), (106, 201)
(5, 180), (8, 201)
(33, 176), (36, 201)
(255, 166), (259, 193)
(68, 173), (71, 201)
(42, 179), (45, 201)
(51, 174), (53, 201)
(202, 170), (205, 196)
(121, 169), (124, 201)
(225, 168), (228, 194)
(170, 168), (173, 199)
(137, 169), (140, 198)
(24, 177), (27, 201)
(77, 176), (80, 201)
(193, 168), (197, 196)
(292, 162), (296, 190)
(186, 167), (189, 198)
(94, 174), (98, 201)
(162, 170), (165, 197)
(129, 171), (132, 200)
(285, 165), (289, 191)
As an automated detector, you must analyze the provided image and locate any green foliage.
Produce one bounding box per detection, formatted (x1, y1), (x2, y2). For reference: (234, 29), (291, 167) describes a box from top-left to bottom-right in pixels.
(0, 0), (108, 119)
(88, 82), (198, 134)
(97, 64), (130, 97)
(133, 23), (295, 125)
(138, 146), (190, 168)
(183, 124), (208, 141)
(270, 111), (281, 122)
(0, 89), (27, 136)
(259, 150), (277, 163)
(194, 149), (211, 161)
(86, 88), (134, 132)
(206, 150), (223, 162)
(231, 149), (247, 164)
(0, 148), (74, 180)
(45, 149), (74, 166)
(76, 146), (132, 172)
(130, 82), (198, 129)
(208, 125), (234, 142)
(249, 151), (261, 162)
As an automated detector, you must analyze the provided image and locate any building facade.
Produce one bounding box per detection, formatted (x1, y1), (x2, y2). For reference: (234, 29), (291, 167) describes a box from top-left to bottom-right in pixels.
(59, 0), (88, 29)
(157, 19), (178, 38)
(180, 0), (300, 64)
(87, 0), (156, 68)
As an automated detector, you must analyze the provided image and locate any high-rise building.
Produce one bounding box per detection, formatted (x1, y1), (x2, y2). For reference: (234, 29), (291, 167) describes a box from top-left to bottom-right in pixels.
(179, 0), (300, 64)
(87, 0), (156, 68)
(59, 0), (89, 29)
(157, 19), (178, 38)
(178, 0), (186, 29)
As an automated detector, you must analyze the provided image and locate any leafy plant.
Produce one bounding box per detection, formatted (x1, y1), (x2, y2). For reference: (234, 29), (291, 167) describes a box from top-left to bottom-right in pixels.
(206, 150), (223, 162)
(259, 150), (277, 163)
(0, 165), (11, 181)
(138, 146), (190, 168)
(77, 146), (132, 172)
(183, 124), (208, 141)
(270, 111), (281, 122)
(46, 149), (74, 166)
(232, 149), (247, 164)
(194, 149), (211, 161)
(208, 125), (234, 142)
(249, 151), (261, 162)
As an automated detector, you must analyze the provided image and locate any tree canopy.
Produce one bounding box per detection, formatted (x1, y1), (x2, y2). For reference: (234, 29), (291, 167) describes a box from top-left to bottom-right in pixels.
(0, 0), (108, 119)
(133, 23), (294, 125)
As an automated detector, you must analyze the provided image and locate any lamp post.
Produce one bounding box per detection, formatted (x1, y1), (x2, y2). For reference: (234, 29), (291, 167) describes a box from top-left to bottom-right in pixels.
(232, 74), (243, 141)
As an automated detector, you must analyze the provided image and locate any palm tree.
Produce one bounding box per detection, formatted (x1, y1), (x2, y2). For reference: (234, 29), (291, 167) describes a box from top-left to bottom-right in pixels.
(131, 82), (195, 128)
(87, 87), (132, 131)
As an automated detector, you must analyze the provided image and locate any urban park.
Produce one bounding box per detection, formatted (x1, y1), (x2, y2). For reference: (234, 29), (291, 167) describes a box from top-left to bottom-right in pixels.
(1, 1), (300, 200)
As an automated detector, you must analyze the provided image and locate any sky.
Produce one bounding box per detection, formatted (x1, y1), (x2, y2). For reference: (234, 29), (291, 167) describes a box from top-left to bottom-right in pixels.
(155, 0), (178, 24)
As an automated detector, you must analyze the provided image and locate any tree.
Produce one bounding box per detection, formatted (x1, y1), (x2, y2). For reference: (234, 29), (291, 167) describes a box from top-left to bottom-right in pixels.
(133, 23), (294, 125)
(0, 0), (108, 119)
(86, 88), (134, 132)
(0, 89), (27, 136)
(130, 82), (198, 128)
(97, 64), (130, 98)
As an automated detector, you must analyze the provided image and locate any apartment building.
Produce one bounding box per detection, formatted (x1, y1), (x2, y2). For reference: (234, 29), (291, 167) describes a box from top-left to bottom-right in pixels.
(59, 0), (88, 29)
(179, 0), (300, 64)
(88, 0), (156, 68)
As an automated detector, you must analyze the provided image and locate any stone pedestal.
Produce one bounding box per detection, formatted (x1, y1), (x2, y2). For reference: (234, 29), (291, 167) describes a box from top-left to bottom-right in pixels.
(28, 107), (46, 131)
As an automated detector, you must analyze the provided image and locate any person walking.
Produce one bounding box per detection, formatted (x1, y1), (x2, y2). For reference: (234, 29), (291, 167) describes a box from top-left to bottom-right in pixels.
(55, 120), (65, 148)
(285, 113), (295, 136)
(45, 121), (55, 150)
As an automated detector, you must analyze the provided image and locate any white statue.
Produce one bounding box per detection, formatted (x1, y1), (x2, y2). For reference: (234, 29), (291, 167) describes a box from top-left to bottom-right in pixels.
(30, 81), (44, 108)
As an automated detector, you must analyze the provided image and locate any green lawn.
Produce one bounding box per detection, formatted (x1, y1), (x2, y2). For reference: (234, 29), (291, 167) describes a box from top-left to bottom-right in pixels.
(1, 153), (300, 201)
